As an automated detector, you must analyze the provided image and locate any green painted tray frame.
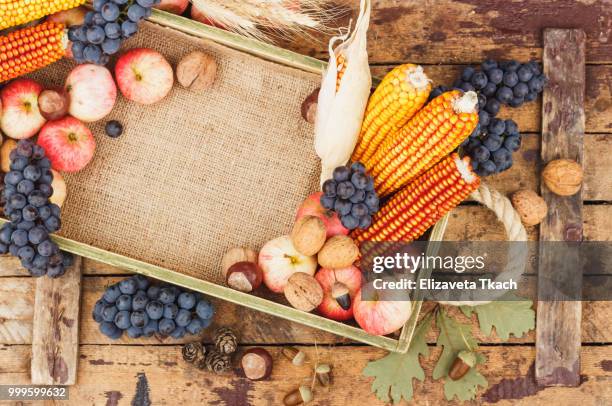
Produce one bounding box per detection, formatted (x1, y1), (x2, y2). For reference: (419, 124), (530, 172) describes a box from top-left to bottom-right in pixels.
(5, 9), (449, 353)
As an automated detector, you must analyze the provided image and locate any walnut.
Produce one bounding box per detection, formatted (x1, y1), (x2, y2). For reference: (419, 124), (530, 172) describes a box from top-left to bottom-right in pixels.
(511, 190), (548, 226)
(176, 51), (217, 92)
(283, 272), (323, 312)
(542, 159), (583, 196)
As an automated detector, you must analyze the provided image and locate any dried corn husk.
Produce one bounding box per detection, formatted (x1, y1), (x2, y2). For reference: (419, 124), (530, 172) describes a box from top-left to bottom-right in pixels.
(314, 0), (372, 185)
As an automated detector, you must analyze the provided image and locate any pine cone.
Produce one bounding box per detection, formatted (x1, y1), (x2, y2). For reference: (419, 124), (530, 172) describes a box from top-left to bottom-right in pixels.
(214, 327), (238, 355)
(182, 342), (205, 364)
(205, 349), (232, 374)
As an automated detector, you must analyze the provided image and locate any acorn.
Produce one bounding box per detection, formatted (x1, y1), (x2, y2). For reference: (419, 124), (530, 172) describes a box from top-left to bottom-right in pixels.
(283, 385), (313, 405)
(315, 363), (332, 387)
(332, 282), (351, 310)
(448, 350), (477, 381)
(281, 346), (306, 366)
(241, 348), (273, 380)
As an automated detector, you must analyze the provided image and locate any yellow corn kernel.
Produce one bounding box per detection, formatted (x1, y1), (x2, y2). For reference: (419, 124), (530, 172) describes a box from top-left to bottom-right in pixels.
(0, 0), (86, 30)
(351, 64), (431, 164)
(368, 90), (479, 197)
(353, 153), (480, 246)
(336, 53), (346, 92)
(0, 22), (67, 83)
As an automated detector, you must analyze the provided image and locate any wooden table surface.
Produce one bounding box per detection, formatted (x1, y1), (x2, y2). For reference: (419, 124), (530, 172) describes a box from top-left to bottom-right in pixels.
(1, 0), (612, 404)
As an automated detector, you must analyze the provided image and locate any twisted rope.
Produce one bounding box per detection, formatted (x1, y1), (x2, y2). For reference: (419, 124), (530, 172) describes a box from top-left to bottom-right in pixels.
(437, 183), (528, 306)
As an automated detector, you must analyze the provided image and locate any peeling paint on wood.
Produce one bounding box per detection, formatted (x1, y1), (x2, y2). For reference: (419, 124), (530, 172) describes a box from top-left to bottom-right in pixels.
(31, 257), (83, 385)
(131, 373), (151, 406)
(536, 28), (586, 388)
(105, 390), (123, 406)
(211, 379), (253, 406)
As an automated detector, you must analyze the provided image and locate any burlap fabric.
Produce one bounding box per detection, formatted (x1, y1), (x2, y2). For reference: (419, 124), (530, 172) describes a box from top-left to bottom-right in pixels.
(31, 22), (321, 284)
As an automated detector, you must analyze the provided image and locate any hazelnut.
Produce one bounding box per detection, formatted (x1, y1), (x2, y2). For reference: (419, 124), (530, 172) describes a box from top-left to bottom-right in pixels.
(241, 348), (273, 380)
(284, 272), (323, 312)
(177, 51), (217, 92)
(221, 247), (257, 278)
(38, 88), (69, 121)
(511, 189), (548, 226)
(226, 261), (263, 292)
(542, 159), (583, 196)
(301, 88), (319, 124)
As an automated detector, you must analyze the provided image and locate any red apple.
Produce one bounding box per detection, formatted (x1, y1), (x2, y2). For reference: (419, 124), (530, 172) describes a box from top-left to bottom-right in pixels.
(38, 116), (96, 173)
(315, 266), (363, 321)
(46, 6), (87, 26)
(65, 64), (116, 122)
(296, 192), (348, 238)
(0, 79), (46, 139)
(155, 0), (189, 15)
(353, 280), (412, 336)
(115, 48), (174, 105)
(258, 235), (317, 293)
(190, 5), (226, 28)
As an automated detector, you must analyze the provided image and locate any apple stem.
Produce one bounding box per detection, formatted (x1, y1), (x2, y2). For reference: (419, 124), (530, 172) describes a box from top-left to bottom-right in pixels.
(283, 254), (299, 265)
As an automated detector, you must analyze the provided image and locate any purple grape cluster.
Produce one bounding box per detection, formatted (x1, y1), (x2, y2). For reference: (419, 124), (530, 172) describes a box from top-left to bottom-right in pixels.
(463, 118), (521, 176)
(94, 275), (215, 340)
(321, 162), (379, 231)
(430, 59), (546, 177)
(0, 140), (73, 278)
(68, 0), (161, 65)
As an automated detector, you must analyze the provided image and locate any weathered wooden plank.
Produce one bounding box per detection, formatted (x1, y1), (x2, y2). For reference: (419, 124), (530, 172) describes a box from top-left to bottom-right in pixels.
(286, 0), (612, 64)
(0, 278), (34, 345)
(31, 257), (83, 386)
(536, 29), (586, 387)
(1, 344), (611, 405)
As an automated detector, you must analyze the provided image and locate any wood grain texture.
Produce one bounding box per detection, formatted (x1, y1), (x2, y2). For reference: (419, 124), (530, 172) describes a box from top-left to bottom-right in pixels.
(1, 344), (611, 405)
(285, 0), (612, 64)
(536, 29), (586, 387)
(0, 278), (34, 344)
(31, 257), (82, 385)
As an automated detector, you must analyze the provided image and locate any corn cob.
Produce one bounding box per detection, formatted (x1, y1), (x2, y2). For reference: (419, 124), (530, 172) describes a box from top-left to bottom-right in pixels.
(0, 22), (67, 84)
(351, 64), (431, 164)
(368, 90), (479, 197)
(336, 53), (346, 92)
(0, 0), (86, 30)
(353, 153), (480, 245)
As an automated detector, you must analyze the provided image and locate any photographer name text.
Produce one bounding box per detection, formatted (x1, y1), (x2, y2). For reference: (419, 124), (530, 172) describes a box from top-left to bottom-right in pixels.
(373, 277), (517, 291)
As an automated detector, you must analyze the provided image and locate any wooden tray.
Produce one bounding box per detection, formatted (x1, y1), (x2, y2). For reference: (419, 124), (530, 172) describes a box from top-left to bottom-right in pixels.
(3, 9), (448, 353)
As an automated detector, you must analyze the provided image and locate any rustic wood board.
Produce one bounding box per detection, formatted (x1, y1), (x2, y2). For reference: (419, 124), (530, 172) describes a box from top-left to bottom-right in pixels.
(536, 29), (586, 387)
(0, 277), (34, 344)
(287, 0), (612, 64)
(31, 257), (83, 385)
(1, 344), (611, 405)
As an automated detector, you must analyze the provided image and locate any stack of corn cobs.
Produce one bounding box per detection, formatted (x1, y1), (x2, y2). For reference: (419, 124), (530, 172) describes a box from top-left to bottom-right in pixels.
(344, 64), (484, 244)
